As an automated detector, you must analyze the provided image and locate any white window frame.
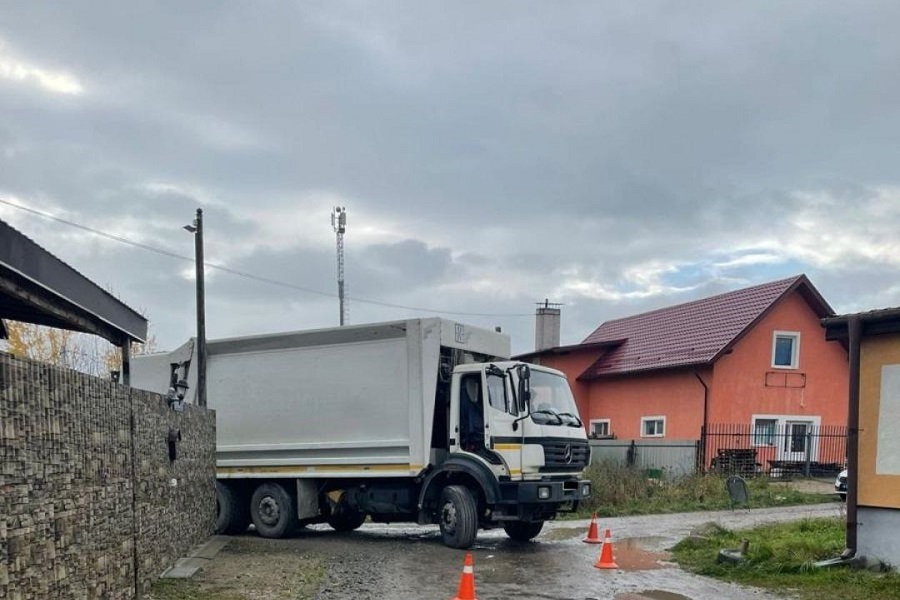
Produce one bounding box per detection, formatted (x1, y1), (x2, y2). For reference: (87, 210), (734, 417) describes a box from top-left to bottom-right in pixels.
(751, 414), (822, 458)
(640, 415), (666, 438)
(751, 417), (779, 446)
(589, 419), (611, 438)
(771, 331), (800, 369)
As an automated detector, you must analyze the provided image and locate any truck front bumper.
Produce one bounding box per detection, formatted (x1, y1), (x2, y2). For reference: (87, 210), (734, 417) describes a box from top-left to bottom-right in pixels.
(497, 478), (591, 505)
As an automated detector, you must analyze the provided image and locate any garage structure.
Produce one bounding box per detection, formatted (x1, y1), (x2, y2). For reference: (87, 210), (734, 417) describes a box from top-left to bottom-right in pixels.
(824, 308), (900, 566)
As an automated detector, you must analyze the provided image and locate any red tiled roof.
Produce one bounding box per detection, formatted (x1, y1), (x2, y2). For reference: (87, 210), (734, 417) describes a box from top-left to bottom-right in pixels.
(578, 275), (831, 378)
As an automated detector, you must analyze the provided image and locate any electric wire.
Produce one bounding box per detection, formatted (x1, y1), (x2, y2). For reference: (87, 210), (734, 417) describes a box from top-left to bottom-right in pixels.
(0, 197), (532, 318)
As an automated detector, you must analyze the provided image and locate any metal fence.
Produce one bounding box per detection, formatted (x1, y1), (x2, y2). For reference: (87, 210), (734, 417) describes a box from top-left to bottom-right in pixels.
(589, 438), (699, 477)
(588, 423), (847, 479)
(700, 423), (847, 478)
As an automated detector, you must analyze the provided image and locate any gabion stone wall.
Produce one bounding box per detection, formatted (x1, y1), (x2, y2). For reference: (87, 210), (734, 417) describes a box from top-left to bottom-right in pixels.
(0, 353), (216, 599)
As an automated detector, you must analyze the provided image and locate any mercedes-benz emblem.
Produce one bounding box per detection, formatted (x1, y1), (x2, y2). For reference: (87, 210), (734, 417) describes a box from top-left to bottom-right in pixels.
(563, 444), (573, 464)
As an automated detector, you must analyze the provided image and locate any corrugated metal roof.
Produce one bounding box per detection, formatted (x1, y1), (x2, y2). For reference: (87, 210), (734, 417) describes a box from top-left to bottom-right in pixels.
(823, 305), (900, 342)
(0, 218), (147, 343)
(579, 275), (829, 378)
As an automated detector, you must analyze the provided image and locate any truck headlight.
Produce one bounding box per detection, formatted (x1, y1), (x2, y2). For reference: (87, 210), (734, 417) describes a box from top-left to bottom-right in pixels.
(581, 483), (591, 497)
(538, 486), (552, 499)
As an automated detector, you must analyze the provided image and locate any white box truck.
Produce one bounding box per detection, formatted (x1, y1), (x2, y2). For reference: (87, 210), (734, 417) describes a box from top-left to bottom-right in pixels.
(131, 318), (591, 548)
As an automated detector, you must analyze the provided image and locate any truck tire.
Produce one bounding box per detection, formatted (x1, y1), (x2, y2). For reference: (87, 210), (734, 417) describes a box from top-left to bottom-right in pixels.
(438, 485), (478, 549)
(327, 509), (366, 532)
(250, 482), (298, 538)
(503, 520), (544, 542)
(215, 481), (250, 535)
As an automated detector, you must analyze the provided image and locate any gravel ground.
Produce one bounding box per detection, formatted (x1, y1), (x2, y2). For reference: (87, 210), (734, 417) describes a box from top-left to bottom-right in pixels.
(196, 502), (843, 600)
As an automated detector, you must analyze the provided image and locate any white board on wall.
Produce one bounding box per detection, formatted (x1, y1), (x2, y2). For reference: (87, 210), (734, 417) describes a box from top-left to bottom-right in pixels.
(877, 364), (900, 475)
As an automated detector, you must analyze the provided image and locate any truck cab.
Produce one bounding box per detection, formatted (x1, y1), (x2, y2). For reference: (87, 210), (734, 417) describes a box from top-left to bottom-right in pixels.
(420, 360), (591, 547)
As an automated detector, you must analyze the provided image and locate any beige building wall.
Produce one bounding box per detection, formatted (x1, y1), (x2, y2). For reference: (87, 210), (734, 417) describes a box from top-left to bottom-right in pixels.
(858, 334), (900, 508)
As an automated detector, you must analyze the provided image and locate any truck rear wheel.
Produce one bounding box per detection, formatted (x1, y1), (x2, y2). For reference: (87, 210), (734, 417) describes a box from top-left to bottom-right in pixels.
(327, 509), (366, 532)
(250, 482), (298, 538)
(503, 520), (544, 542)
(215, 481), (250, 535)
(439, 485), (478, 549)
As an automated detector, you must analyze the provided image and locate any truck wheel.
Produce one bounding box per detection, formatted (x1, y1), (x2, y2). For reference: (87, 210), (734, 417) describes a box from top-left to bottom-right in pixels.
(439, 485), (478, 549)
(503, 520), (544, 542)
(250, 482), (298, 538)
(327, 509), (366, 532)
(215, 481), (250, 535)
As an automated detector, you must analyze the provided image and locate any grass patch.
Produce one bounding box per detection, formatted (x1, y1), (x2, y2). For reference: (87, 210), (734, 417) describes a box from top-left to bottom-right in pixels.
(146, 580), (243, 600)
(146, 539), (326, 600)
(574, 460), (832, 518)
(671, 517), (900, 600)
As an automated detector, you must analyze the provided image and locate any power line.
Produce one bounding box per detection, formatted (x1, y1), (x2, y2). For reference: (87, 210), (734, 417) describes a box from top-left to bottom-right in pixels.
(0, 197), (532, 318)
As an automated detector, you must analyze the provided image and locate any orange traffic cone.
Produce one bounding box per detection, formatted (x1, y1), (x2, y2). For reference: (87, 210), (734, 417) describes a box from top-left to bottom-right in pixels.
(593, 528), (619, 569)
(451, 553), (478, 600)
(582, 512), (602, 544)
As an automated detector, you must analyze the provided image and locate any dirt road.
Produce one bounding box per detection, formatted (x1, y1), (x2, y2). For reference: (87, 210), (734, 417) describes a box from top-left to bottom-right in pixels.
(200, 503), (843, 600)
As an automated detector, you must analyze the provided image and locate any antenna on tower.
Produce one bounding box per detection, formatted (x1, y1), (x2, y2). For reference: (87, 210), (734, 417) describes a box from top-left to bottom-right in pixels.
(331, 206), (347, 326)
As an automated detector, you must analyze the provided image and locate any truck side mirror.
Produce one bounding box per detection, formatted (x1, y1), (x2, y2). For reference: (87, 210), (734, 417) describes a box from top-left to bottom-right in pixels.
(516, 364), (531, 414)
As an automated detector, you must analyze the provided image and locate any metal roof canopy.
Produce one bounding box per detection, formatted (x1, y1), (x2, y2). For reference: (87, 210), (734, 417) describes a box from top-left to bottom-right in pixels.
(0, 218), (147, 346)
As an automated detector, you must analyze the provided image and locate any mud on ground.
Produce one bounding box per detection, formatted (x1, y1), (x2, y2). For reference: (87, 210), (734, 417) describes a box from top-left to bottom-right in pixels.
(152, 503), (842, 600)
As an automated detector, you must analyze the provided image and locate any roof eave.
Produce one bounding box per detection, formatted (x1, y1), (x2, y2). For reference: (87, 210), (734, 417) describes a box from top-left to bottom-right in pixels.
(513, 338), (626, 362)
(578, 359), (714, 381)
(822, 307), (900, 342)
(0, 219), (148, 344)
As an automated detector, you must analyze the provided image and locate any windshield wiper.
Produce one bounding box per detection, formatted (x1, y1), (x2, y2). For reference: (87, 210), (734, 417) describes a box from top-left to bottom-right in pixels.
(530, 409), (564, 425)
(556, 412), (583, 427)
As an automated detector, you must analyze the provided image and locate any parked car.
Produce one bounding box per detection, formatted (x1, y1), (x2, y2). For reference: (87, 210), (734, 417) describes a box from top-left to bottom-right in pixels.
(835, 469), (848, 501)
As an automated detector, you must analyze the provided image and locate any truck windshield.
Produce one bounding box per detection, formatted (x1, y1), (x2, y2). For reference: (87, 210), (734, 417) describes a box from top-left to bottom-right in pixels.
(528, 371), (582, 427)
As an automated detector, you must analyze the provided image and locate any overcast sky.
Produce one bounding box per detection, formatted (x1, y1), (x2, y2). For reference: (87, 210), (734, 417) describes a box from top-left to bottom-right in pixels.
(2, 2), (900, 355)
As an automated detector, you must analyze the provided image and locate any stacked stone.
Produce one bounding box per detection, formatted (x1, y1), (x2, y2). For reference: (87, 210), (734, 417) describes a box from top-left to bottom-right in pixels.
(0, 353), (216, 599)
(131, 388), (216, 594)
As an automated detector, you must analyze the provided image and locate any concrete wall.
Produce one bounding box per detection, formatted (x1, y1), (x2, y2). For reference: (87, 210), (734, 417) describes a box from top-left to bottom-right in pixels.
(857, 507), (900, 567)
(0, 353), (216, 599)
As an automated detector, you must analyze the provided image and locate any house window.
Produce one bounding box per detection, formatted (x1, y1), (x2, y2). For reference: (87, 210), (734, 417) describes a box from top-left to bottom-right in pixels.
(752, 418), (777, 446)
(641, 416), (665, 438)
(589, 419), (611, 438)
(772, 331), (800, 369)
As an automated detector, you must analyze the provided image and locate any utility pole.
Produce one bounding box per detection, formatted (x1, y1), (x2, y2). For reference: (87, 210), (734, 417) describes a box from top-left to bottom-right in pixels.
(184, 208), (207, 407)
(331, 206), (347, 326)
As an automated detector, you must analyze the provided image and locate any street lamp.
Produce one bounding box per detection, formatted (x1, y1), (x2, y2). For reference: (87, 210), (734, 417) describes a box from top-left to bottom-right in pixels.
(184, 208), (207, 408)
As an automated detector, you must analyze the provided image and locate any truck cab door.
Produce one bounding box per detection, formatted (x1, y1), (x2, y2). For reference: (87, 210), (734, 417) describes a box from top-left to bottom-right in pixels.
(456, 373), (486, 454)
(483, 371), (523, 479)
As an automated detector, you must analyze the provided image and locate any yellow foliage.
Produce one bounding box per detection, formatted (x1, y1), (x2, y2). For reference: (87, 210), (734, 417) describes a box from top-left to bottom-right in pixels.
(3, 320), (156, 377)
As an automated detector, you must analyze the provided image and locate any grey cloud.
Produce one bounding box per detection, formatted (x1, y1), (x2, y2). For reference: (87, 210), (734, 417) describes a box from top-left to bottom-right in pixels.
(3, 1), (900, 355)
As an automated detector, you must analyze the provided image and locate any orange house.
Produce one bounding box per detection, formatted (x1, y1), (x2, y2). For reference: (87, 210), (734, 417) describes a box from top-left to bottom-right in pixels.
(521, 275), (849, 471)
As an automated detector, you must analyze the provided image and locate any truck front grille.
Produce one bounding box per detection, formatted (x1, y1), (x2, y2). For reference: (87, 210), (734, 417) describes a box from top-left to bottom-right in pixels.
(539, 439), (590, 471)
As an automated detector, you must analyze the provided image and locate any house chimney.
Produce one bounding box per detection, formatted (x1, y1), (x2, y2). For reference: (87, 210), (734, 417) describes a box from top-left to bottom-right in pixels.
(535, 299), (562, 351)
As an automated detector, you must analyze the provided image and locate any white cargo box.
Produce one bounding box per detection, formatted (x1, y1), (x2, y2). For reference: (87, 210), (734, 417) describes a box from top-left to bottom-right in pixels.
(131, 318), (510, 480)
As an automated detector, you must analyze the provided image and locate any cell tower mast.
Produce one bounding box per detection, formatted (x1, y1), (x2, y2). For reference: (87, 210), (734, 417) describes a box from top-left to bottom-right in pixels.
(331, 206), (347, 326)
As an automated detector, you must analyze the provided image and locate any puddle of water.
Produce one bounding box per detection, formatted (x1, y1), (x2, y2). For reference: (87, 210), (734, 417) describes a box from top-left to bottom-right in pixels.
(599, 537), (672, 571)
